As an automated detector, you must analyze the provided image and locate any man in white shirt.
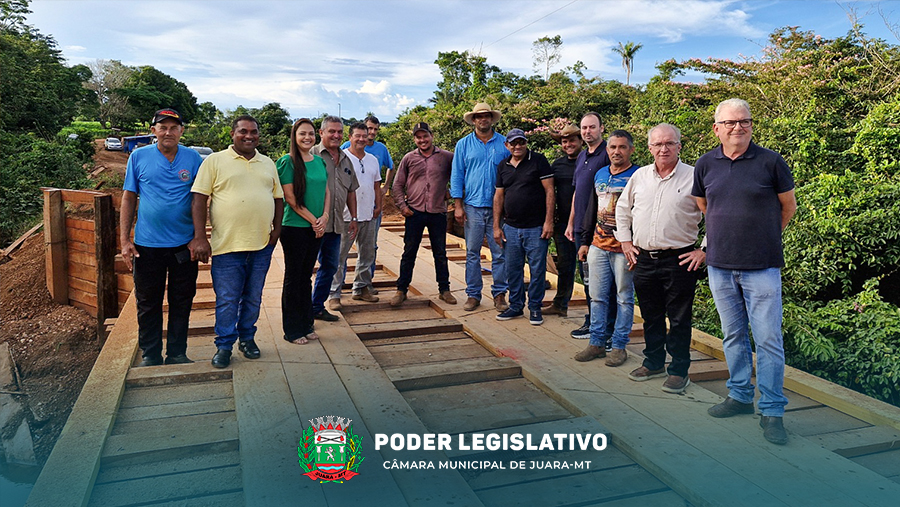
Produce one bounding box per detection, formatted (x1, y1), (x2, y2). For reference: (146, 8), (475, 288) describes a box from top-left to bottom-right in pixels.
(329, 122), (382, 305)
(615, 123), (705, 394)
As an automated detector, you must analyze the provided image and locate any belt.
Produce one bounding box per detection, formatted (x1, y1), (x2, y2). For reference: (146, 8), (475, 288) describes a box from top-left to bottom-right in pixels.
(638, 246), (694, 260)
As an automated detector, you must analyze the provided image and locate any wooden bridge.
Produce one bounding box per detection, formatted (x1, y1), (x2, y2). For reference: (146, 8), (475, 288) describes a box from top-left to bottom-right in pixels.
(26, 221), (900, 506)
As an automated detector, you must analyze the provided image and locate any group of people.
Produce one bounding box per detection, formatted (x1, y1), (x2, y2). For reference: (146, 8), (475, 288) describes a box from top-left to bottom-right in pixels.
(121, 96), (796, 446)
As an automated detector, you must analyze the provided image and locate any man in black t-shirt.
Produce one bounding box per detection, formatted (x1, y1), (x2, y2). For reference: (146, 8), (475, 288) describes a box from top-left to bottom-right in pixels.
(544, 124), (582, 317)
(492, 129), (555, 325)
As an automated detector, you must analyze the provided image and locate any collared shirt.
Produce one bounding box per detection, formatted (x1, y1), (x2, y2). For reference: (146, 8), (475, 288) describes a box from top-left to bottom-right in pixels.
(312, 143), (360, 234)
(340, 140), (394, 171)
(572, 141), (610, 236)
(615, 160), (704, 251)
(496, 150), (554, 229)
(124, 144), (202, 247)
(393, 147), (454, 214)
(692, 142), (794, 269)
(450, 131), (510, 207)
(343, 148), (381, 222)
(551, 154), (578, 227)
(191, 146), (283, 255)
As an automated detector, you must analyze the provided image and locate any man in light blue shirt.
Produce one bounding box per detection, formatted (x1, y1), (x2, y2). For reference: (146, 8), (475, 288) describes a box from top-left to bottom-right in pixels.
(450, 102), (510, 312)
(340, 115), (393, 294)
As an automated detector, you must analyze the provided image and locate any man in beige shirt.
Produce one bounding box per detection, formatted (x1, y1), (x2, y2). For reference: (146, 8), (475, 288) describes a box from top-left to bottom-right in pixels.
(615, 123), (705, 394)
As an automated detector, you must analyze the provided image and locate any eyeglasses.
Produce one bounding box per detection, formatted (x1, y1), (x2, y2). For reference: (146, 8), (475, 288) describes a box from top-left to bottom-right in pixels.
(509, 139), (527, 147)
(649, 141), (680, 150)
(716, 119), (753, 129)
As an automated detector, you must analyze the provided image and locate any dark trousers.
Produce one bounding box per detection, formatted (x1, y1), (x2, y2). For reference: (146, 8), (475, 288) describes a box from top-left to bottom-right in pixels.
(634, 250), (697, 377)
(397, 209), (450, 293)
(133, 243), (198, 359)
(552, 227), (576, 310)
(280, 226), (323, 340)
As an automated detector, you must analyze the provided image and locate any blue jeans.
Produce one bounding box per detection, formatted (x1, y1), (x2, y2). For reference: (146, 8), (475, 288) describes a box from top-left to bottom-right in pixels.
(503, 224), (548, 312)
(708, 266), (788, 416)
(463, 204), (507, 299)
(312, 232), (341, 313)
(587, 246), (634, 349)
(211, 244), (274, 350)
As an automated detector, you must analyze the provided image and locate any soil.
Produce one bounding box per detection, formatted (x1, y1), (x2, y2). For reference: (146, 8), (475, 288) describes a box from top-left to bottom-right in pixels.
(91, 138), (129, 179)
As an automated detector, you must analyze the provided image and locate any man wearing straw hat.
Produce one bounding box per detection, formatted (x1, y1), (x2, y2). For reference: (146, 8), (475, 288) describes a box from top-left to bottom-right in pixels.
(544, 124), (583, 317)
(450, 102), (511, 312)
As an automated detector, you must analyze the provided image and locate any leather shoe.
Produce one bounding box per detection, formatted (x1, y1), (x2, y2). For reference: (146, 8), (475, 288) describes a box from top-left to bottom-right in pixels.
(211, 349), (232, 369)
(239, 340), (261, 359)
(138, 355), (163, 367)
(708, 397), (755, 418)
(760, 416), (788, 445)
(314, 309), (340, 322)
(164, 354), (193, 365)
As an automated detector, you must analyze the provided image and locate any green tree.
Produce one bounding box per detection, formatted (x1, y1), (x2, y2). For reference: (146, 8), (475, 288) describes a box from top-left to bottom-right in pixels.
(532, 35), (563, 80)
(122, 65), (199, 124)
(84, 59), (135, 128)
(612, 41), (643, 85)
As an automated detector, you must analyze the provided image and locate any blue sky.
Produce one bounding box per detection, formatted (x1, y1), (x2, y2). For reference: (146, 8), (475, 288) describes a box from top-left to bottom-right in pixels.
(26, 0), (900, 121)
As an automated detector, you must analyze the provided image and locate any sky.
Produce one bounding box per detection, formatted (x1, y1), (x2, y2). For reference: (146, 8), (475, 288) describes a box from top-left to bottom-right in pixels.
(25, 0), (900, 122)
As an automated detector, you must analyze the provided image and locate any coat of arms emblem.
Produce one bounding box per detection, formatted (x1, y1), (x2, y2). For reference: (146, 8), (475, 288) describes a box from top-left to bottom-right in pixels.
(298, 415), (364, 482)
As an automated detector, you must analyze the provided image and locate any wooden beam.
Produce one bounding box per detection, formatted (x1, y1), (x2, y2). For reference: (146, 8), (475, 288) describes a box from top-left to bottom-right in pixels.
(95, 194), (118, 341)
(43, 189), (68, 304)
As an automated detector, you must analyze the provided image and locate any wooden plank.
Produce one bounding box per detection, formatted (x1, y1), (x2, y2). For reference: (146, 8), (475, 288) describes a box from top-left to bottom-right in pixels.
(116, 397), (235, 423)
(364, 331), (472, 346)
(66, 239), (94, 254)
(851, 449), (900, 479)
(95, 449), (240, 484)
(25, 293), (140, 507)
(101, 423), (238, 464)
(116, 273), (133, 292)
(697, 378), (824, 411)
(111, 411), (236, 438)
(369, 339), (494, 368)
(68, 276), (96, 295)
(809, 425), (900, 458)
(88, 465), (243, 507)
(69, 286), (98, 308)
(66, 217), (95, 231)
(783, 406), (871, 437)
(342, 305), (441, 326)
(2, 221), (42, 257)
(385, 356), (521, 391)
(66, 227), (94, 245)
(70, 299), (98, 317)
(354, 318), (463, 340)
(124, 362), (232, 387)
(43, 189), (68, 304)
(95, 194), (119, 333)
(120, 380), (233, 408)
(338, 297), (431, 314)
(69, 248), (97, 267)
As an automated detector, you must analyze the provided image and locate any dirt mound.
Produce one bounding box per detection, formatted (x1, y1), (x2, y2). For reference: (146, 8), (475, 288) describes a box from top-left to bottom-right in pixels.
(0, 234), (99, 463)
(91, 139), (128, 178)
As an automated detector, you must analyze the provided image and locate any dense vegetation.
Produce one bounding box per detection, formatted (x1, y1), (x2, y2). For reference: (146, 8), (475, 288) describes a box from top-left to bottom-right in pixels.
(1, 0), (898, 404)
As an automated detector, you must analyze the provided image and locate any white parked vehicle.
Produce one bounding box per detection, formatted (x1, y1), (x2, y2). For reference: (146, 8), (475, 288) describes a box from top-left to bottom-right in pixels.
(104, 137), (123, 151)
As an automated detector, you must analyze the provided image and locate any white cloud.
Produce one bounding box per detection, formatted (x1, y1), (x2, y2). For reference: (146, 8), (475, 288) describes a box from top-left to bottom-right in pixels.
(357, 80), (390, 95)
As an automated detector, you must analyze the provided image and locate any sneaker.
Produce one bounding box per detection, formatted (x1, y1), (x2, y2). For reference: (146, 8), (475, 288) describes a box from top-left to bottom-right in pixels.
(529, 309), (543, 325)
(628, 366), (667, 381)
(390, 290), (406, 307)
(327, 298), (342, 311)
(138, 355), (163, 367)
(314, 309), (339, 322)
(494, 293), (509, 312)
(605, 338), (613, 352)
(605, 348), (627, 367)
(496, 308), (524, 321)
(570, 323), (590, 339)
(708, 397), (755, 418)
(661, 375), (691, 394)
(439, 291), (457, 304)
(542, 304), (567, 317)
(760, 416), (788, 445)
(463, 297), (480, 311)
(574, 345), (605, 362)
(352, 287), (379, 303)
(164, 354), (193, 365)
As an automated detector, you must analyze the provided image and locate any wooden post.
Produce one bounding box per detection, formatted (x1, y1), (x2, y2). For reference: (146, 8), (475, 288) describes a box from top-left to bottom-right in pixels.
(94, 194), (117, 342)
(43, 189), (68, 304)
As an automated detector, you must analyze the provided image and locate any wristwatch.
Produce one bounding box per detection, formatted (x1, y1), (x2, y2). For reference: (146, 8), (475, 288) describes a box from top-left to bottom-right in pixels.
(350, 217), (358, 222)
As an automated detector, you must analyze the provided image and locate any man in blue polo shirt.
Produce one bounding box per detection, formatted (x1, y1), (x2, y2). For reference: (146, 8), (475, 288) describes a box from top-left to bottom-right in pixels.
(493, 129), (555, 325)
(693, 98), (796, 445)
(120, 108), (203, 366)
(451, 102), (511, 312)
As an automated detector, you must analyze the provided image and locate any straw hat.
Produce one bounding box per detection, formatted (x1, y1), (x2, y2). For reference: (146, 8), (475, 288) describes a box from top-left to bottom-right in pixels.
(550, 124), (581, 141)
(463, 102), (502, 125)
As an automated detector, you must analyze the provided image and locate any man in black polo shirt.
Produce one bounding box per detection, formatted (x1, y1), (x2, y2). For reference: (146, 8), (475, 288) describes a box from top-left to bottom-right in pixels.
(492, 129), (555, 325)
(543, 124), (582, 317)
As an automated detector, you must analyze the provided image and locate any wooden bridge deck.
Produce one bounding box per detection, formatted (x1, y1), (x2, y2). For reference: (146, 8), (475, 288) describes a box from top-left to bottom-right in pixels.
(26, 222), (900, 507)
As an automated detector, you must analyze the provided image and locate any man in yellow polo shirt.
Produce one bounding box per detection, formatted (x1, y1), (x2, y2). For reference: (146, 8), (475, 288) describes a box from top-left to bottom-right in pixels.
(189, 115), (284, 368)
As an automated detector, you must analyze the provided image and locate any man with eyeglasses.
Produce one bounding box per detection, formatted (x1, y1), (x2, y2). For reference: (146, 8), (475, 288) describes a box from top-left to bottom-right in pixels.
(692, 98), (797, 445)
(615, 123), (705, 394)
(492, 129), (555, 325)
(451, 102), (511, 312)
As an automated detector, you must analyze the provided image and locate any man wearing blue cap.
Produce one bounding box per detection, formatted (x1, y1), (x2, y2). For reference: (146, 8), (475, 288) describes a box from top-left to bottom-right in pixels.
(492, 129), (555, 325)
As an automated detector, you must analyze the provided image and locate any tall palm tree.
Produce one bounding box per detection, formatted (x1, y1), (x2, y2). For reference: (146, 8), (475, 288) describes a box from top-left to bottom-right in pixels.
(612, 41), (643, 85)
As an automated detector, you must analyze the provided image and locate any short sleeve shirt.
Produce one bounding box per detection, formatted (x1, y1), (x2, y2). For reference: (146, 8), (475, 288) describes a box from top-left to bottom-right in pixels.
(124, 144), (202, 248)
(496, 151), (554, 229)
(191, 146), (284, 255)
(692, 142), (794, 269)
(343, 149), (381, 222)
(551, 154), (578, 226)
(275, 154), (327, 228)
(312, 143), (360, 234)
(591, 164), (639, 252)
